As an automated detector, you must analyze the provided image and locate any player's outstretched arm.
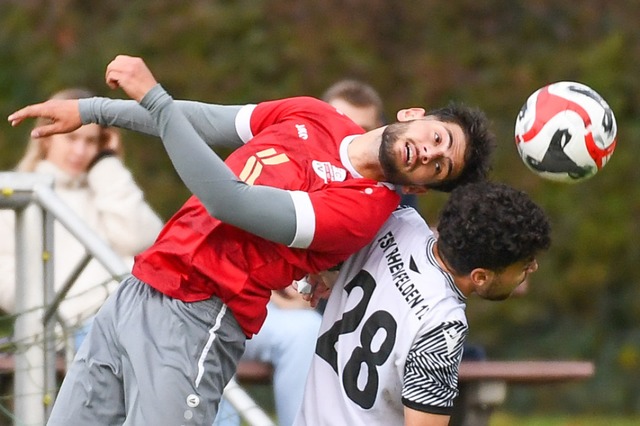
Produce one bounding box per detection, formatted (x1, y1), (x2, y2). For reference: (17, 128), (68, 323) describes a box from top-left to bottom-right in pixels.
(78, 98), (244, 150)
(9, 55), (299, 246)
(9, 96), (243, 150)
(9, 57), (243, 150)
(98, 55), (244, 148)
(100, 55), (300, 247)
(141, 84), (301, 246)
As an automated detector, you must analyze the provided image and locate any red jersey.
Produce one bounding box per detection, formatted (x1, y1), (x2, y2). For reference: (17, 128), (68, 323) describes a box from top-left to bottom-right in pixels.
(133, 97), (400, 336)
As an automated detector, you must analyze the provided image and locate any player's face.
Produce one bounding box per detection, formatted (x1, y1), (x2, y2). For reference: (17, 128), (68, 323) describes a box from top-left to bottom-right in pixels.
(379, 117), (467, 188)
(44, 124), (102, 176)
(477, 258), (539, 301)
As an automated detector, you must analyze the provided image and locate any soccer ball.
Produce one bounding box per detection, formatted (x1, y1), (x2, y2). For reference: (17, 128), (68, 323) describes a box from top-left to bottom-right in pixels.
(514, 81), (617, 183)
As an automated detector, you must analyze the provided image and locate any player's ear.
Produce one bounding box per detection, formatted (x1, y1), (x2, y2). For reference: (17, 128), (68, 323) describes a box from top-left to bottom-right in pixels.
(400, 185), (428, 195)
(470, 268), (493, 289)
(397, 108), (426, 122)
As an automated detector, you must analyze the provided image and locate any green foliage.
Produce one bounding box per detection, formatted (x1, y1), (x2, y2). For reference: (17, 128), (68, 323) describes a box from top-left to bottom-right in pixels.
(0, 0), (638, 414)
(491, 412), (640, 426)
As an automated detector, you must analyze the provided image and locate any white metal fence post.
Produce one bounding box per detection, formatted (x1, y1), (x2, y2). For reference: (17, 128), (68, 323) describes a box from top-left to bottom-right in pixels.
(9, 174), (53, 426)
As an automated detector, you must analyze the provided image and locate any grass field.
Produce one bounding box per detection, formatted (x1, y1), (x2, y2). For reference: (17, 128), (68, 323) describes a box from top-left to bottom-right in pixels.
(239, 385), (640, 425)
(491, 413), (640, 426)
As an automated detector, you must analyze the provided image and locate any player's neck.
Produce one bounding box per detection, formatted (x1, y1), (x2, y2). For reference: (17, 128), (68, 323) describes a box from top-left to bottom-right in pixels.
(432, 243), (473, 296)
(348, 128), (386, 180)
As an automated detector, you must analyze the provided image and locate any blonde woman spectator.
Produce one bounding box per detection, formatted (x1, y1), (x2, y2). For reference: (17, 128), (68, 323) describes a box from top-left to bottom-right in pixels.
(0, 88), (163, 340)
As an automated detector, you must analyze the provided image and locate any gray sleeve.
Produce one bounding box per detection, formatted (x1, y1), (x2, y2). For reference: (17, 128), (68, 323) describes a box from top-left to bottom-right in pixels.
(79, 97), (245, 150)
(139, 84), (299, 246)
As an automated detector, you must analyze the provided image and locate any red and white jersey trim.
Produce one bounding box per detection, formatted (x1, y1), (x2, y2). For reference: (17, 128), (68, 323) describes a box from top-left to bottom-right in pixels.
(289, 190), (315, 248)
(235, 104), (257, 143)
(339, 135), (361, 177)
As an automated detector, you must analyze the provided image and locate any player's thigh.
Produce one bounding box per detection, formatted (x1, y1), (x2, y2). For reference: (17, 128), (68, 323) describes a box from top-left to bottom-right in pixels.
(48, 356), (125, 426)
(120, 289), (245, 425)
(47, 288), (126, 425)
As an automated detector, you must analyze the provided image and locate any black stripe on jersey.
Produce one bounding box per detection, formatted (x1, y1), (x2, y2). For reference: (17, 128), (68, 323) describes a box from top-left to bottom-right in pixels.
(425, 238), (466, 301)
(402, 320), (468, 412)
(401, 397), (453, 416)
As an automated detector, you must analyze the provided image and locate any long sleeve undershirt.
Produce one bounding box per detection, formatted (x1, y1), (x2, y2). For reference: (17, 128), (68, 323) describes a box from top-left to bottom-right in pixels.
(80, 96), (244, 149)
(79, 86), (301, 246)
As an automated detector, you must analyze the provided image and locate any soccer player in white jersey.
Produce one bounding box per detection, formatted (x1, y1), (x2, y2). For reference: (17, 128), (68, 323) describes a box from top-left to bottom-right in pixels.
(296, 181), (551, 426)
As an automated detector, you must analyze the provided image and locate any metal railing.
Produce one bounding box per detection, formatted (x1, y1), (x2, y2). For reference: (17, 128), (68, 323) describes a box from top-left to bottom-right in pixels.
(1, 172), (129, 425)
(0, 172), (273, 426)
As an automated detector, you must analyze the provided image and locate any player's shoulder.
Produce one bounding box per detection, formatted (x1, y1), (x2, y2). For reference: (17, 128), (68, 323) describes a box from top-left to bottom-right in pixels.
(253, 96), (357, 131)
(378, 208), (465, 307)
(370, 206), (434, 261)
(257, 96), (333, 113)
(383, 205), (433, 237)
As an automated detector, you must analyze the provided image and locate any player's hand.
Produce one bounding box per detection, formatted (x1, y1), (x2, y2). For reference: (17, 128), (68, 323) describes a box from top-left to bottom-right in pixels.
(8, 99), (82, 138)
(299, 273), (334, 308)
(105, 55), (158, 102)
(270, 287), (310, 310)
(317, 270), (340, 289)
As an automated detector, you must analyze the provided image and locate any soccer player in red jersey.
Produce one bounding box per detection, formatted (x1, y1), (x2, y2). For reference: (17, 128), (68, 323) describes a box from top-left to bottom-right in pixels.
(9, 55), (495, 425)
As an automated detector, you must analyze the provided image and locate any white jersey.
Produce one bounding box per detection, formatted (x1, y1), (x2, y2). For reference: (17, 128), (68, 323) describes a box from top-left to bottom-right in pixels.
(295, 206), (468, 425)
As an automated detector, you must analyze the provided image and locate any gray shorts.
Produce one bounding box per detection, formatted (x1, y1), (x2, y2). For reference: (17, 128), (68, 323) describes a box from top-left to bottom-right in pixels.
(47, 275), (246, 426)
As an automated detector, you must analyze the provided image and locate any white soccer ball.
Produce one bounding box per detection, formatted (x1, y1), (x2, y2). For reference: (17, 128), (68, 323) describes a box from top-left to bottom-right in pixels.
(514, 81), (617, 183)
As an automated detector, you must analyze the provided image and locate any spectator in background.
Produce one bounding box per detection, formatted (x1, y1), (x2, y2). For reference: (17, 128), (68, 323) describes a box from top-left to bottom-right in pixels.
(322, 79), (419, 209)
(0, 88), (163, 347)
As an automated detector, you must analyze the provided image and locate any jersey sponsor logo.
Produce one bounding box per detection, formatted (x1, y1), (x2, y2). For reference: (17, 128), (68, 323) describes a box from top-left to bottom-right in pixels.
(239, 148), (290, 185)
(312, 160), (347, 183)
(442, 326), (463, 355)
(377, 231), (430, 320)
(296, 123), (309, 140)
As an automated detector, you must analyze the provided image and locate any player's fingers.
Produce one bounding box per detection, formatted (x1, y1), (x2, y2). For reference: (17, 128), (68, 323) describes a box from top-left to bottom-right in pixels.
(105, 68), (121, 90)
(316, 285), (330, 300)
(105, 56), (127, 89)
(309, 296), (318, 308)
(8, 116), (25, 127)
(30, 123), (65, 138)
(7, 103), (47, 126)
(105, 55), (136, 89)
(106, 78), (119, 90)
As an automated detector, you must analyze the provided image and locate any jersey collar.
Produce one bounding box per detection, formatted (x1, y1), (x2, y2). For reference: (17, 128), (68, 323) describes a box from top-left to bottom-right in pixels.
(426, 238), (466, 301)
(339, 135), (396, 190)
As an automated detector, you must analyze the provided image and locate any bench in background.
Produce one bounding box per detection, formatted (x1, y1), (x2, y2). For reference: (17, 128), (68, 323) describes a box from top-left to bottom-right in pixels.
(235, 359), (595, 426)
(0, 355), (595, 426)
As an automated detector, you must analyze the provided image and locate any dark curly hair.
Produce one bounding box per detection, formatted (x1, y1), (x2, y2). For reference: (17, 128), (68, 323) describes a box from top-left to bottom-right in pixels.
(436, 181), (551, 274)
(425, 102), (496, 193)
